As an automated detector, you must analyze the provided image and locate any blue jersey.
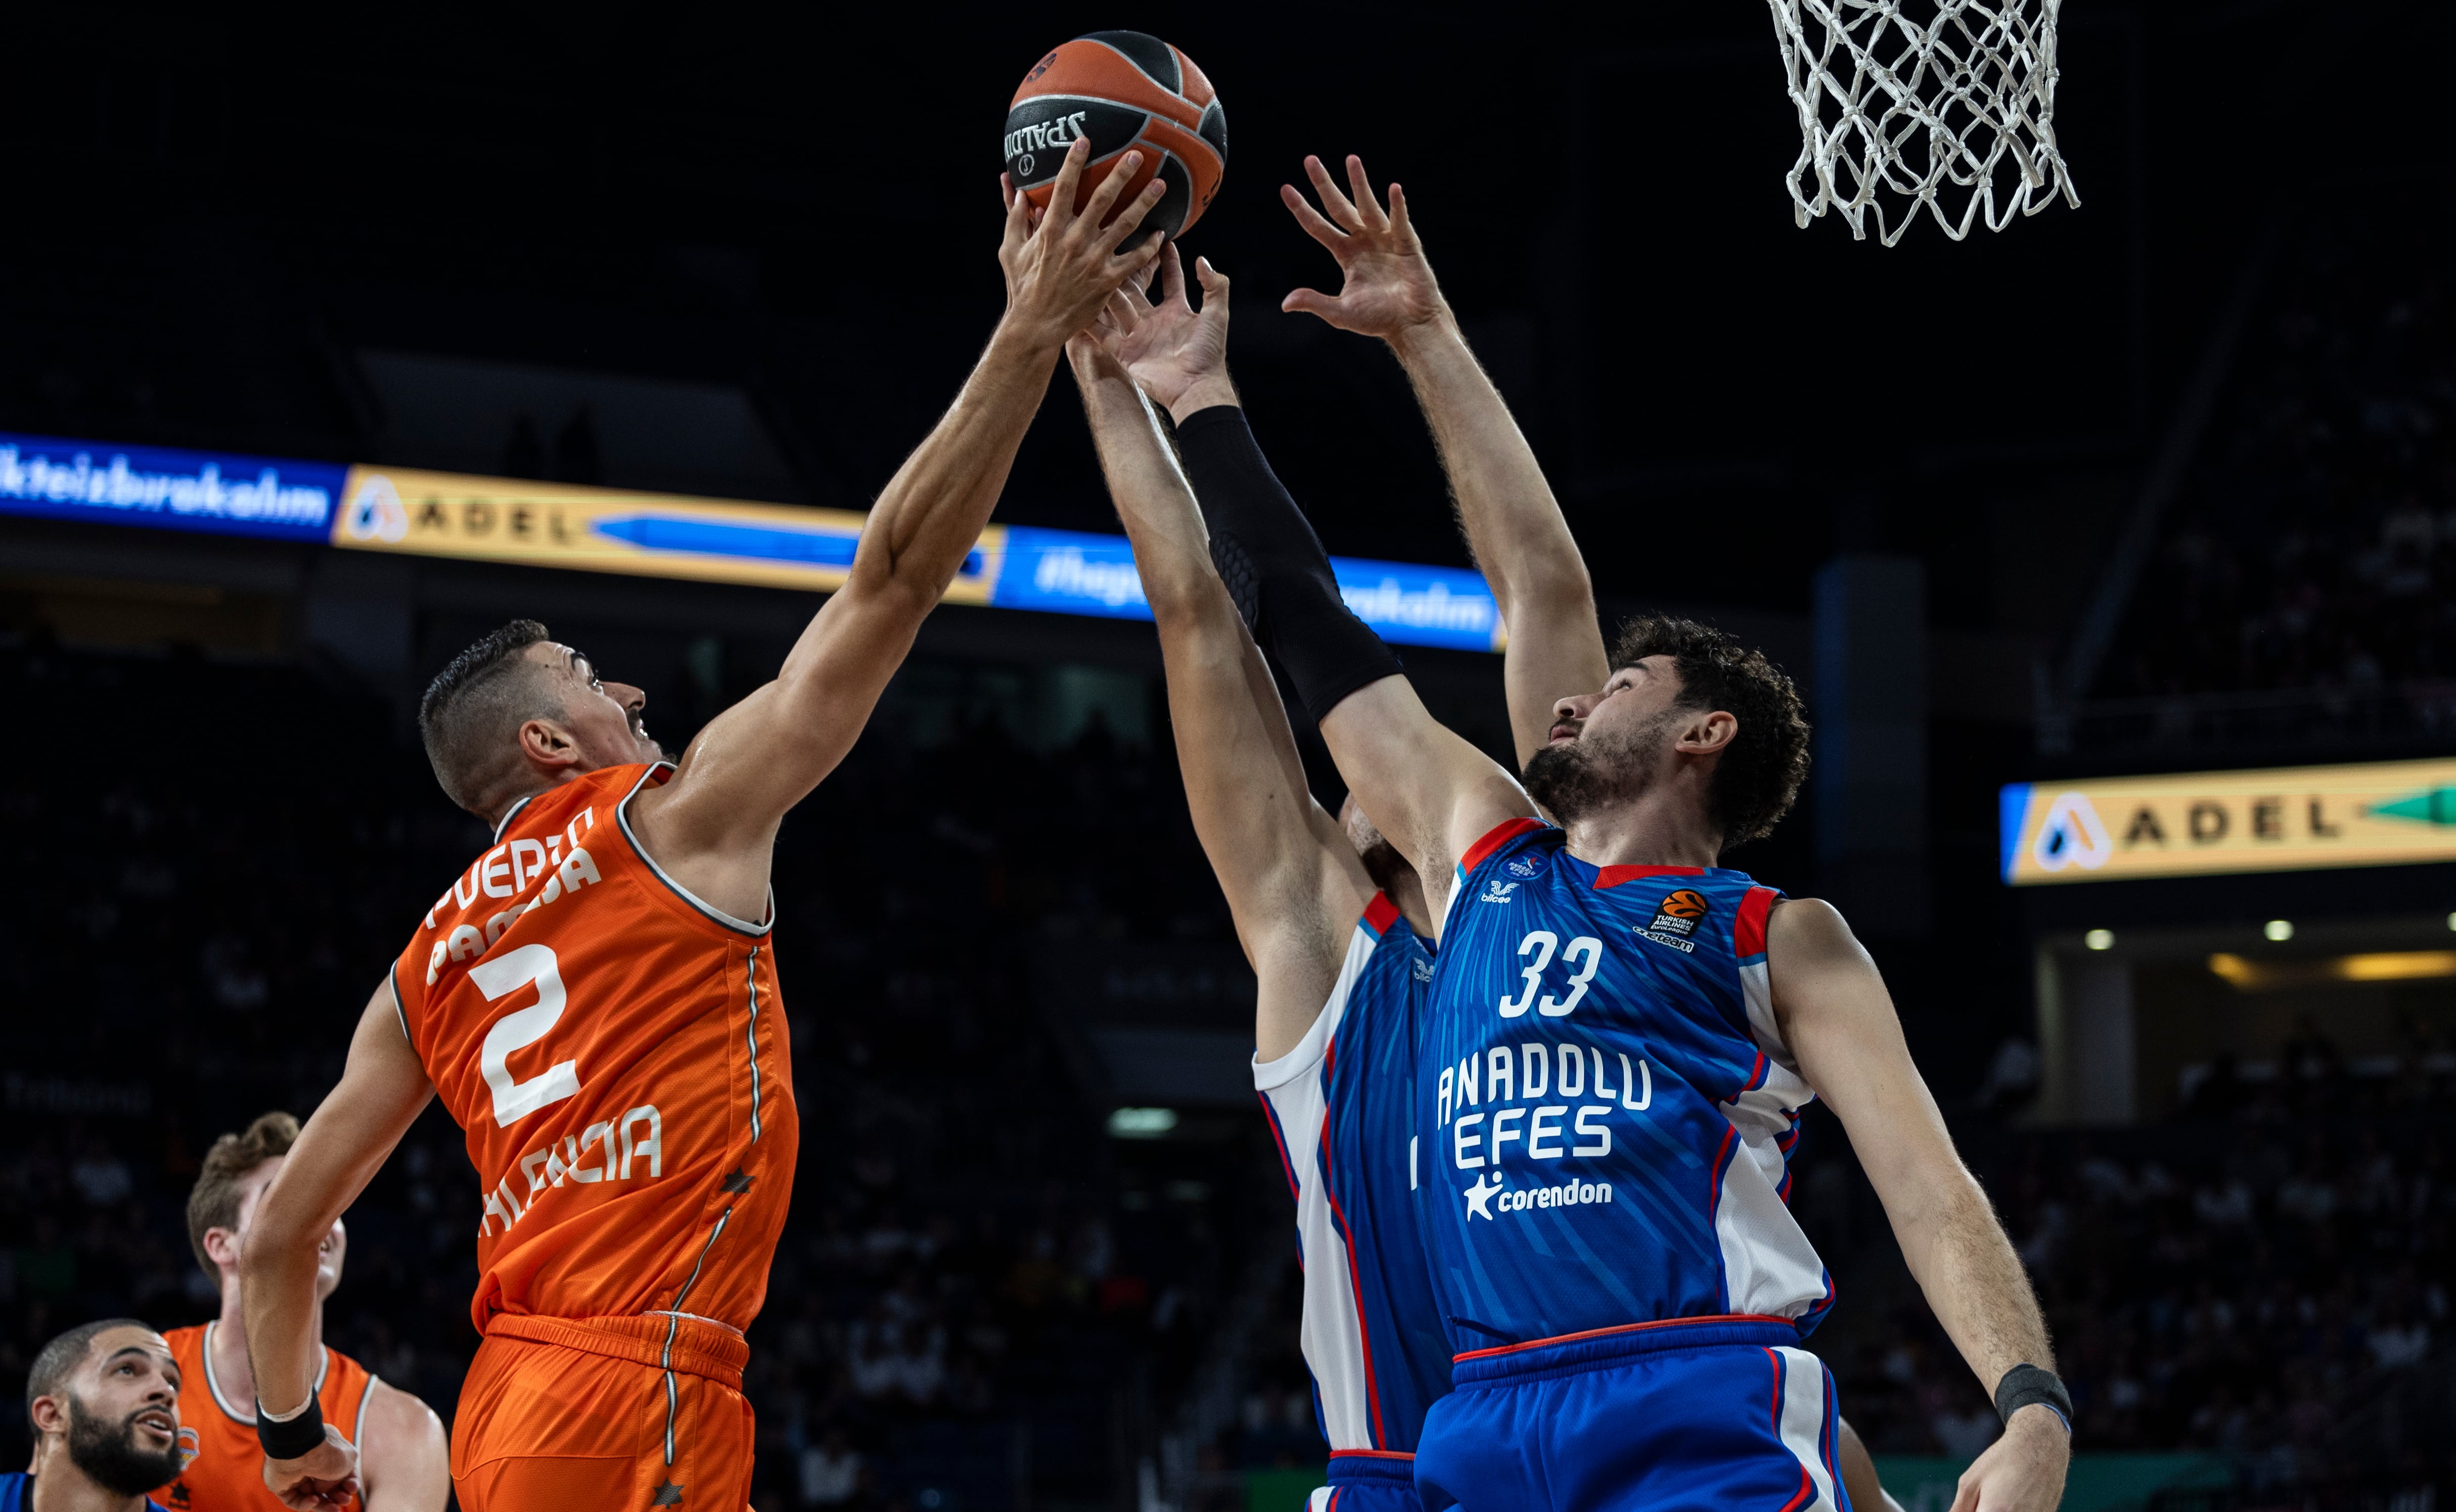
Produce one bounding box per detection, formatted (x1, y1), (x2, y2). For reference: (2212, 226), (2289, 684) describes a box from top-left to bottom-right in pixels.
(0, 1474), (169, 1511)
(1255, 894), (1450, 1453)
(1420, 819), (1832, 1357)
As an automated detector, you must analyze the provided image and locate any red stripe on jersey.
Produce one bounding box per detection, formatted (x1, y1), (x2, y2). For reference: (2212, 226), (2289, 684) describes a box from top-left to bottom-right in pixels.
(1735, 885), (1779, 958)
(1255, 1092), (1301, 1203)
(1461, 817), (1545, 875)
(1362, 892), (1401, 937)
(1591, 863), (1706, 890)
(1315, 1037), (1389, 1447)
(1329, 1450), (1417, 1460)
(1450, 1312), (1798, 1363)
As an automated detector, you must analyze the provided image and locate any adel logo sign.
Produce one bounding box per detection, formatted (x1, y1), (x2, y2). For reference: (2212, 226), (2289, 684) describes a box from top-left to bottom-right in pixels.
(2002, 758), (2456, 885)
(2030, 791), (2114, 874)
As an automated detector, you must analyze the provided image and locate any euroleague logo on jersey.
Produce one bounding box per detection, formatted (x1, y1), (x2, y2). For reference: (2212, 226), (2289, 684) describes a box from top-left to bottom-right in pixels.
(1637, 889), (1708, 954)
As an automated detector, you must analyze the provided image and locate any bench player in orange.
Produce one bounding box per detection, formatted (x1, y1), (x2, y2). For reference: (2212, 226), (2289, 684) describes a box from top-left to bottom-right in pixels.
(155, 1113), (447, 1510)
(238, 138), (1168, 1512)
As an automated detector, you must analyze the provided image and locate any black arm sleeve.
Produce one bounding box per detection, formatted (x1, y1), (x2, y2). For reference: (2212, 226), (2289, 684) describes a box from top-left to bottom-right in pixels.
(1173, 404), (1404, 725)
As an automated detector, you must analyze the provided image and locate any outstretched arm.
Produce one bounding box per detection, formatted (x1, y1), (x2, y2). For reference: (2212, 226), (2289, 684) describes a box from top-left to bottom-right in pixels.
(1114, 248), (1533, 928)
(631, 139), (1169, 914)
(1071, 291), (1368, 1059)
(1771, 901), (2068, 1512)
(1282, 155), (1608, 770)
(242, 981), (436, 1508)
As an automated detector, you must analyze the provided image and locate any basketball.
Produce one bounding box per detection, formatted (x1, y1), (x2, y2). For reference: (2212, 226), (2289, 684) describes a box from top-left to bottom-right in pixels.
(1004, 31), (1226, 243)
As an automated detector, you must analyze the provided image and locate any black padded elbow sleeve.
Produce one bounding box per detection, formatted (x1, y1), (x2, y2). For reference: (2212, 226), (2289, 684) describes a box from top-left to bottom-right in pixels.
(1174, 404), (1403, 726)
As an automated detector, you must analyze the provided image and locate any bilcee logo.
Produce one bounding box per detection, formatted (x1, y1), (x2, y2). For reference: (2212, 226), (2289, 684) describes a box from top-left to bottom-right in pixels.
(345, 474), (408, 543)
(1478, 880), (1518, 905)
(2033, 790), (2113, 872)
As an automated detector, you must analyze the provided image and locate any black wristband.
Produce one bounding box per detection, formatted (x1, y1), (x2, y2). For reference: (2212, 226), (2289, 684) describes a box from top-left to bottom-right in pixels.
(256, 1394), (327, 1460)
(1993, 1364), (2072, 1431)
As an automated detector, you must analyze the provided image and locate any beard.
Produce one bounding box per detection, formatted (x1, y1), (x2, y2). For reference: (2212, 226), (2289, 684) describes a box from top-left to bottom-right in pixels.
(65, 1394), (184, 1494)
(1523, 707), (1677, 825)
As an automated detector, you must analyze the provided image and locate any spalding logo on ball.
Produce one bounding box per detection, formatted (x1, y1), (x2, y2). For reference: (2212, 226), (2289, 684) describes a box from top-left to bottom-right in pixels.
(1005, 31), (1225, 242)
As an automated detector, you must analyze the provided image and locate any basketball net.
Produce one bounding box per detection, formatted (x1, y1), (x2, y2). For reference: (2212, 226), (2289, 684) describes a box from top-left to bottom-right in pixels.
(1768, 0), (2079, 245)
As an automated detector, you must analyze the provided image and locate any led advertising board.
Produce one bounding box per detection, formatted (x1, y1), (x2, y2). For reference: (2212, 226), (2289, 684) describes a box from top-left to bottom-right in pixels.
(328, 465), (999, 603)
(2000, 758), (2456, 885)
(0, 431), (345, 543)
(0, 429), (1504, 652)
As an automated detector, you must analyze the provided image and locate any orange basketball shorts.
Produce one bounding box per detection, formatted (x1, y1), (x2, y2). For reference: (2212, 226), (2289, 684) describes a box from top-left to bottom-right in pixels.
(451, 1312), (754, 1512)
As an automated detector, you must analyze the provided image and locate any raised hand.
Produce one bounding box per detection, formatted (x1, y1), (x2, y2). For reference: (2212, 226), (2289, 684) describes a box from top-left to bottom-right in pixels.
(1280, 154), (1448, 341)
(1107, 242), (1237, 420)
(999, 138), (1171, 350)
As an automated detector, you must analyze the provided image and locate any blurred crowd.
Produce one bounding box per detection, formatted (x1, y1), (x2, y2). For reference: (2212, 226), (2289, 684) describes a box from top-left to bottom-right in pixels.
(1831, 1041), (2456, 1494)
(2102, 220), (2456, 715)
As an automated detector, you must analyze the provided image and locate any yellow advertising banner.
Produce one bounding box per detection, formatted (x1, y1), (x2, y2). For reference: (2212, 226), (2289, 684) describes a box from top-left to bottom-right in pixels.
(2000, 758), (2456, 884)
(326, 465), (1002, 603)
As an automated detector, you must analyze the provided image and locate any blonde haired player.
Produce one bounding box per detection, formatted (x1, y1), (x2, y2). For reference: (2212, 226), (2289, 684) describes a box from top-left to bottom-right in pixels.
(238, 138), (1168, 1511)
(156, 1113), (446, 1511)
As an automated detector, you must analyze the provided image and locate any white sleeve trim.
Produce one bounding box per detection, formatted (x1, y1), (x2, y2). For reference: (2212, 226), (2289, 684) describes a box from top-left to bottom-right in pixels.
(1252, 922), (1380, 1093)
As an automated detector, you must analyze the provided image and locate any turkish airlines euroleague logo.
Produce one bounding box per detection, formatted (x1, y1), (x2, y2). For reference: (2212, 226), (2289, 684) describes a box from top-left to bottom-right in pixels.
(1649, 889), (1708, 938)
(1634, 889), (1708, 955)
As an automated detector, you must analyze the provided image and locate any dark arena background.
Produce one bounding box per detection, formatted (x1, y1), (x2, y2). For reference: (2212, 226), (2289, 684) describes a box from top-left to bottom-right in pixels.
(7, 4), (2456, 1509)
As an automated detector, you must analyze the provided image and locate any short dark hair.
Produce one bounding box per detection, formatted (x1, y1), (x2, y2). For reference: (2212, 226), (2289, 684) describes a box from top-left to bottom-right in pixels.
(1609, 614), (1809, 852)
(186, 1111), (298, 1281)
(419, 619), (559, 814)
(27, 1318), (153, 1421)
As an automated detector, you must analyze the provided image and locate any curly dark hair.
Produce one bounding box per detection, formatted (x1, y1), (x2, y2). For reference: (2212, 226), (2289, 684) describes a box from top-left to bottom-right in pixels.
(1609, 614), (1810, 852)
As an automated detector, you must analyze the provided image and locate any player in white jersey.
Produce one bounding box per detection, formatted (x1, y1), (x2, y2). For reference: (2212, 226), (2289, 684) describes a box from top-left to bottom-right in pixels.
(1067, 261), (1450, 1507)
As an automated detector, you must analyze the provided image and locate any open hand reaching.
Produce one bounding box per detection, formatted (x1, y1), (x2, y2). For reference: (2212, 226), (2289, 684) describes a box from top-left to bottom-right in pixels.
(1280, 154), (1448, 341)
(1103, 242), (1235, 419)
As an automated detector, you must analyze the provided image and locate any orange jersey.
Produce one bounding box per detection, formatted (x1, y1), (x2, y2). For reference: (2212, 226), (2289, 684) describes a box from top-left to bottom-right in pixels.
(389, 761), (799, 1335)
(156, 1322), (374, 1511)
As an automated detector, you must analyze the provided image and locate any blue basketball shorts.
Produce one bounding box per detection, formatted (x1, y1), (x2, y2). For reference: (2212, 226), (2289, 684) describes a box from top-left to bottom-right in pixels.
(1413, 1317), (1849, 1512)
(1308, 1451), (1421, 1512)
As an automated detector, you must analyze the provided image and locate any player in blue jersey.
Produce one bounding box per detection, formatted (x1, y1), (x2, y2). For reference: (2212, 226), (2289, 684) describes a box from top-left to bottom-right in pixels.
(1065, 258), (1450, 1508)
(7, 1319), (181, 1512)
(1179, 155), (2071, 1512)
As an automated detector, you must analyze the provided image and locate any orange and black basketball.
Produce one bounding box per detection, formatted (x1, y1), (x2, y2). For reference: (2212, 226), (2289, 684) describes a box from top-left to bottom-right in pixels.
(1005, 31), (1226, 243)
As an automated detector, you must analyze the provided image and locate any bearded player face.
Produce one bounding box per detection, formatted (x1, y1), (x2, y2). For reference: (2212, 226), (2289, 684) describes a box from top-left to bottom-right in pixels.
(47, 1325), (185, 1494)
(67, 1389), (185, 1493)
(1523, 656), (1699, 826)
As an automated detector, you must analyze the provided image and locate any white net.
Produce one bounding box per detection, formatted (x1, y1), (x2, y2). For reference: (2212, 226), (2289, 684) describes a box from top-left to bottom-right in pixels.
(1768, 0), (2080, 246)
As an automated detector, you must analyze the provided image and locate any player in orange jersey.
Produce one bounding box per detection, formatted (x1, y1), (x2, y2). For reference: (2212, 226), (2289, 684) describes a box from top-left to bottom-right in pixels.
(237, 137), (1169, 1512)
(154, 1114), (446, 1511)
